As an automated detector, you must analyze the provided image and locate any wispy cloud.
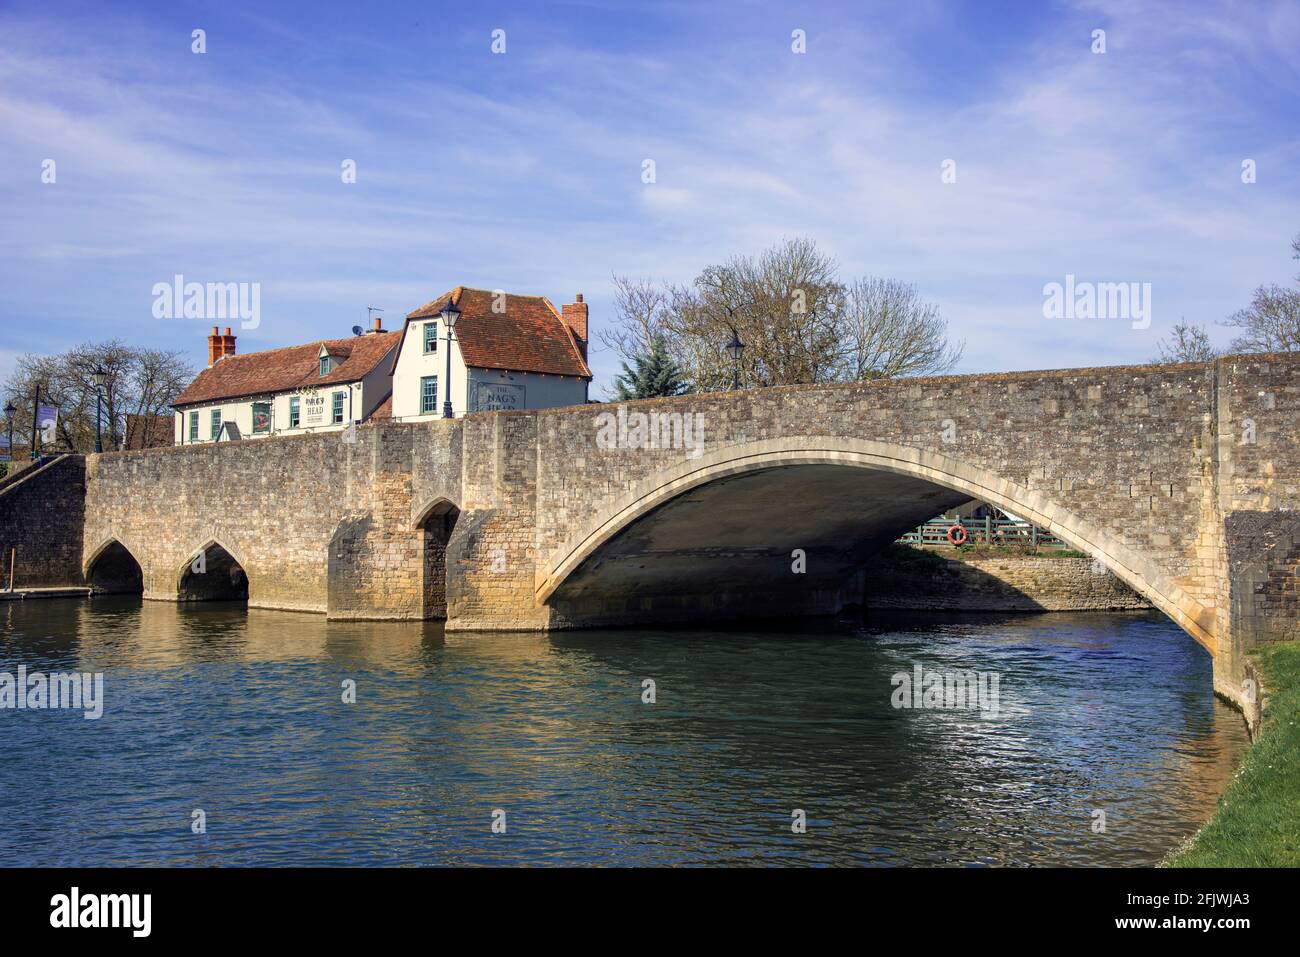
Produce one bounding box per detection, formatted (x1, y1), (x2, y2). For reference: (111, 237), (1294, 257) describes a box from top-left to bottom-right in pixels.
(1, 0), (1296, 385)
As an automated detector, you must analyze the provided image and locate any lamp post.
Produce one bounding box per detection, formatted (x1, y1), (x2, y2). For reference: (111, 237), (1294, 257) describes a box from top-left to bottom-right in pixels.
(91, 365), (108, 453)
(3, 401), (14, 467)
(439, 298), (461, 419)
(725, 329), (745, 391)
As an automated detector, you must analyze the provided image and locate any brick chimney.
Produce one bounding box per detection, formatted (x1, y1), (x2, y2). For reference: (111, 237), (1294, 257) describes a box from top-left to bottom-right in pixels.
(562, 293), (588, 360)
(207, 326), (237, 366)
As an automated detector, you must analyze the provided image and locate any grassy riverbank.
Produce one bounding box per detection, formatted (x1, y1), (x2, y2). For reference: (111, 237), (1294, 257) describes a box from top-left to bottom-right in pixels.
(887, 542), (1089, 563)
(1167, 642), (1300, 867)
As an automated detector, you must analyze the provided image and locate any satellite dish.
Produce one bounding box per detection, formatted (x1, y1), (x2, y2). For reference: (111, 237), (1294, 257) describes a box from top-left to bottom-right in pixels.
(351, 325), (364, 336)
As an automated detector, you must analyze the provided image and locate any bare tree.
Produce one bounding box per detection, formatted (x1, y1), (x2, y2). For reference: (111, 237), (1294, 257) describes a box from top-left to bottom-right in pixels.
(2, 340), (194, 453)
(661, 237), (847, 390)
(598, 276), (673, 397)
(1223, 283), (1300, 353)
(605, 239), (962, 393)
(129, 347), (193, 421)
(840, 277), (963, 379)
(1221, 231), (1300, 354)
(1152, 321), (1217, 363)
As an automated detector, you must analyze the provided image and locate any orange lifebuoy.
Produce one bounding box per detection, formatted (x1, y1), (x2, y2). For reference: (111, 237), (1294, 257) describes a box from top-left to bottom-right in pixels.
(947, 524), (968, 546)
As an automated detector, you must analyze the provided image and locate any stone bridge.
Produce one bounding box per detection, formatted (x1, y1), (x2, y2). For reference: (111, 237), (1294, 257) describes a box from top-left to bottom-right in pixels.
(69, 354), (1300, 711)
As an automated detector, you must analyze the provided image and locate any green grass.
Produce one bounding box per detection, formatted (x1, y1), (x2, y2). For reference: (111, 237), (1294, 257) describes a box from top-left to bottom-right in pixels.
(949, 543), (1087, 559)
(1167, 642), (1300, 867)
(888, 542), (1090, 561)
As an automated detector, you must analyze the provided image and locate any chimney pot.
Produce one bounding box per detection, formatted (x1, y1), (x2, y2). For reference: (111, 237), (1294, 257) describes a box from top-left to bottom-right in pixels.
(373, 316), (383, 332)
(562, 295), (589, 362)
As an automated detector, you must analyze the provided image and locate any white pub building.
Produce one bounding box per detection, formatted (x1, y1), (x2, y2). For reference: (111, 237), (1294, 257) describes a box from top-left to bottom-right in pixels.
(172, 287), (592, 443)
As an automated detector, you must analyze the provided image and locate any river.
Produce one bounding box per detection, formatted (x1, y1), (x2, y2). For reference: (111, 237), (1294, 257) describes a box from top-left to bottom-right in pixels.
(0, 597), (1248, 866)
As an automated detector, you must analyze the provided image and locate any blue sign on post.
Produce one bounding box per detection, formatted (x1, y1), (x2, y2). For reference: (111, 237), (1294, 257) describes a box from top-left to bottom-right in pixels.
(37, 404), (59, 445)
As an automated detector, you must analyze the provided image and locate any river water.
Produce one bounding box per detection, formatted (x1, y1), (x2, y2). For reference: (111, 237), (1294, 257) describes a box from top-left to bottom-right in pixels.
(0, 597), (1248, 866)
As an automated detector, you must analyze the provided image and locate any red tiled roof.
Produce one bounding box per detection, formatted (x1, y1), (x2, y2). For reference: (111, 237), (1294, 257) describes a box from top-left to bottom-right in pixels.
(401, 287), (591, 379)
(123, 414), (173, 450)
(174, 331), (402, 407)
(369, 392), (393, 420)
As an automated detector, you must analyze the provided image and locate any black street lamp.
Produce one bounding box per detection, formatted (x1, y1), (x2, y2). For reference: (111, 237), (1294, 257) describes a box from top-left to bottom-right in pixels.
(439, 297), (461, 419)
(91, 365), (107, 453)
(725, 329), (745, 391)
(3, 401), (15, 467)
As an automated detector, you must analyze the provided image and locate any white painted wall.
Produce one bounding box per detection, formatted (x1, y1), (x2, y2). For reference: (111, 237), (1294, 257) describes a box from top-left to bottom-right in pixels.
(173, 340), (399, 445)
(357, 350), (396, 418)
(391, 318), (588, 420)
(391, 317), (469, 420)
(174, 382), (369, 444)
(466, 367), (587, 412)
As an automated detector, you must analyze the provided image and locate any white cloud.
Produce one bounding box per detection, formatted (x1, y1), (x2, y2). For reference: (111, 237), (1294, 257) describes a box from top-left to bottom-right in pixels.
(0, 1), (1296, 389)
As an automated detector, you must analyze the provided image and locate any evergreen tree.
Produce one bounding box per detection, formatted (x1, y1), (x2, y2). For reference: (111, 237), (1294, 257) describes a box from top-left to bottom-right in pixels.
(613, 336), (689, 400)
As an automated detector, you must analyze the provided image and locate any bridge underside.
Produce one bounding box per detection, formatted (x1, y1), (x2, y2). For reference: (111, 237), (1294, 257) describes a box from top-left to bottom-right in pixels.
(547, 464), (970, 627)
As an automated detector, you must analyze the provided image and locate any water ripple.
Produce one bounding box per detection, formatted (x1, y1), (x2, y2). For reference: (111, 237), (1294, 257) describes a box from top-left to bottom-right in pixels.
(0, 599), (1248, 866)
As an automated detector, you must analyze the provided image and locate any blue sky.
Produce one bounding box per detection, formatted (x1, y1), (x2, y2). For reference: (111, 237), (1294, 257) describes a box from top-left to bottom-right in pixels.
(2, 0), (1298, 391)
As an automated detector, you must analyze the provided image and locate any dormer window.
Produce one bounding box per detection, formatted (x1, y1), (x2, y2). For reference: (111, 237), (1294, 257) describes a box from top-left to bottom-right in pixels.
(318, 345), (339, 376)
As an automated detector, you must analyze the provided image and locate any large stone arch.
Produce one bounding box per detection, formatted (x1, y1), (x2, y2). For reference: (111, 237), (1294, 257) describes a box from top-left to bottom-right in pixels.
(535, 437), (1217, 655)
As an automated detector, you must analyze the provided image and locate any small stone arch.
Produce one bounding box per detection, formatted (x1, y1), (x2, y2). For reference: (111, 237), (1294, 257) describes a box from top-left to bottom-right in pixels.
(84, 536), (144, 594)
(535, 436), (1216, 655)
(176, 538), (249, 602)
(415, 497), (461, 618)
(83, 534), (139, 579)
(413, 496), (460, 531)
